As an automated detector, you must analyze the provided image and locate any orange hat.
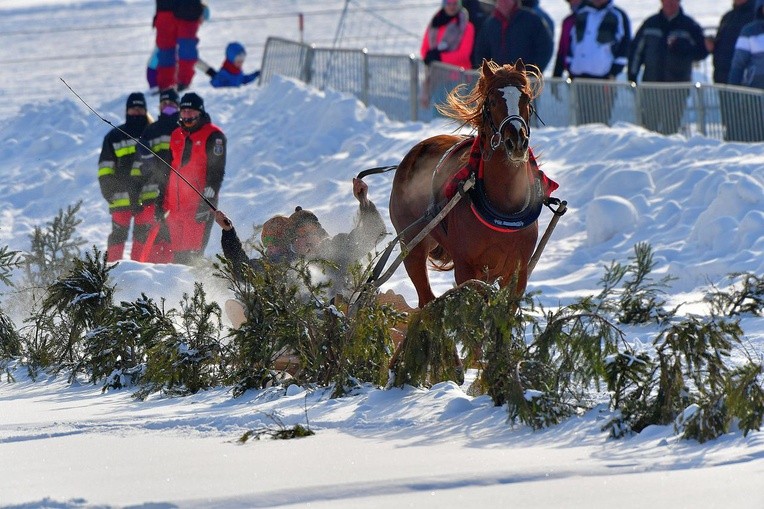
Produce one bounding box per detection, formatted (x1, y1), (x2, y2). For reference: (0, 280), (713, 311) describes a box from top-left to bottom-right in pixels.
(261, 215), (290, 249)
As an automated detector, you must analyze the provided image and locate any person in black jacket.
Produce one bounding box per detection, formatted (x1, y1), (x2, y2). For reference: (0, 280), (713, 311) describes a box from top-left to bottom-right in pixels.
(132, 88), (180, 263)
(628, 0), (708, 135)
(471, 0), (553, 72)
(461, 0), (487, 34)
(521, 0), (554, 37)
(709, 0), (756, 141)
(712, 0), (756, 84)
(98, 92), (151, 262)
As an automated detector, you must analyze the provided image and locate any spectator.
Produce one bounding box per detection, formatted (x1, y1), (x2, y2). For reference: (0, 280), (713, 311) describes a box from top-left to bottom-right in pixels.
(97, 92), (152, 262)
(710, 0), (755, 141)
(729, 0), (764, 87)
(628, 0), (708, 135)
(712, 0), (756, 84)
(132, 88), (181, 263)
(472, 0), (553, 72)
(420, 0), (476, 109)
(214, 178), (387, 300)
(522, 0), (555, 37)
(155, 0), (207, 92)
(209, 42), (261, 88)
(727, 0), (764, 140)
(163, 92), (226, 265)
(553, 0), (584, 78)
(421, 0), (475, 69)
(462, 0), (488, 34)
(153, 0), (174, 91)
(567, 0), (631, 125)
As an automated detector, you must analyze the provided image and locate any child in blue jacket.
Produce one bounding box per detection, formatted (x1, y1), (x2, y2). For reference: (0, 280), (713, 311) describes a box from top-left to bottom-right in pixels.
(209, 42), (260, 88)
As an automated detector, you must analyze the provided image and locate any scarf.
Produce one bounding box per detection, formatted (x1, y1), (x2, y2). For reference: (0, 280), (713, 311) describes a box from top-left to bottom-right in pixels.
(221, 60), (242, 76)
(428, 8), (469, 52)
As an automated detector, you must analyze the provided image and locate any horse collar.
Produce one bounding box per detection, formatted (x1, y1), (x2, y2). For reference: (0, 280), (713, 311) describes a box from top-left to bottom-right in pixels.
(437, 136), (560, 233)
(469, 164), (545, 233)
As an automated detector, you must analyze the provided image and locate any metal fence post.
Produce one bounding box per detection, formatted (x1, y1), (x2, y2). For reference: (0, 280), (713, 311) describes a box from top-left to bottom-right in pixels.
(301, 44), (314, 85)
(361, 49), (369, 106)
(694, 82), (706, 136)
(410, 55), (419, 122)
(569, 78), (578, 126)
(633, 81), (642, 128)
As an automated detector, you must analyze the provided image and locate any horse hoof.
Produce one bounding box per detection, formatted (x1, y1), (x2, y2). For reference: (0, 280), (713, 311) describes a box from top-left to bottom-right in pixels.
(385, 369), (396, 389)
(454, 365), (464, 386)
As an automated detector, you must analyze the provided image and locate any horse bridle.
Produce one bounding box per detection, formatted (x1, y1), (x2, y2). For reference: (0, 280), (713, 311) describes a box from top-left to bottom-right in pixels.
(482, 85), (531, 155)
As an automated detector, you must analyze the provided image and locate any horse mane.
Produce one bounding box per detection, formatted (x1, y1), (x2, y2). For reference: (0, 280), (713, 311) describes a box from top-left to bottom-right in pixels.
(436, 60), (543, 131)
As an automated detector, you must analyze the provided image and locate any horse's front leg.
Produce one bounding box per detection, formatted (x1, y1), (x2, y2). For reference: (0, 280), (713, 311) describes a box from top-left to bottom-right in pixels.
(403, 240), (437, 309)
(453, 261), (485, 286)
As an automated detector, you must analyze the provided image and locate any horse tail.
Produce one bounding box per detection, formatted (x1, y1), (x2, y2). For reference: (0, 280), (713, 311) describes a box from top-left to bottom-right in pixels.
(427, 244), (454, 271)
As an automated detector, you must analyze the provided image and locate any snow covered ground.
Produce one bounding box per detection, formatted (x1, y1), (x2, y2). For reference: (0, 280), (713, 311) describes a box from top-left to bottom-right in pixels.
(1, 1), (763, 508)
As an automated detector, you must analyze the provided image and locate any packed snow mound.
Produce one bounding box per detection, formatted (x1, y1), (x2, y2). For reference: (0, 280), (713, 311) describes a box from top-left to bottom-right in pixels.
(585, 195), (638, 245)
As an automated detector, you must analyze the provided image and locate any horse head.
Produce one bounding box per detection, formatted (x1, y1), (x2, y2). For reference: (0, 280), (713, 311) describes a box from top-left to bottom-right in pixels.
(478, 59), (540, 163)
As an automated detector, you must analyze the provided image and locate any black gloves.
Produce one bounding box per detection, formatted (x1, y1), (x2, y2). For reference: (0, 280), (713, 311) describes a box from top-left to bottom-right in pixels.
(424, 49), (442, 65)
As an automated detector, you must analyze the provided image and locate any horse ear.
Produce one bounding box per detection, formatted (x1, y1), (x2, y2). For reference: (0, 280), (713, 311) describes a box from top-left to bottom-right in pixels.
(481, 59), (494, 79)
(514, 59), (526, 73)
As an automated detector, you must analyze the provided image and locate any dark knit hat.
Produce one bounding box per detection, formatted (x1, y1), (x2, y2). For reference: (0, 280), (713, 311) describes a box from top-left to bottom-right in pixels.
(289, 206), (321, 231)
(126, 92), (147, 110)
(159, 88), (179, 104)
(180, 92), (205, 112)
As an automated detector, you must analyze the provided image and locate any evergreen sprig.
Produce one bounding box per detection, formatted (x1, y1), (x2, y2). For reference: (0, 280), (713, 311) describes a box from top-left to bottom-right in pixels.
(0, 245), (21, 288)
(23, 201), (86, 290)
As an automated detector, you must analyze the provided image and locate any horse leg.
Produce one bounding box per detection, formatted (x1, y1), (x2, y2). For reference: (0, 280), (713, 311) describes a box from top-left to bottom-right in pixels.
(403, 242), (437, 309)
(387, 241), (435, 381)
(453, 262), (482, 287)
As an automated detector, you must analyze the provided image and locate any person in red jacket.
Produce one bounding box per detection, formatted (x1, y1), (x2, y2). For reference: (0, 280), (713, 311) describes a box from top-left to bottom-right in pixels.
(161, 92), (226, 264)
(420, 0), (475, 69)
(420, 0), (475, 109)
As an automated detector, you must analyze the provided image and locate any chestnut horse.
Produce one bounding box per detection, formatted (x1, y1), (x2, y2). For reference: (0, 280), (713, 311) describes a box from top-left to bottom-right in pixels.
(389, 60), (549, 309)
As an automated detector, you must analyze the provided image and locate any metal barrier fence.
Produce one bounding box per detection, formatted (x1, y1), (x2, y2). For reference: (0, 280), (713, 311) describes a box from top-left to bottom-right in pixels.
(260, 37), (764, 142)
(260, 37), (418, 122)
